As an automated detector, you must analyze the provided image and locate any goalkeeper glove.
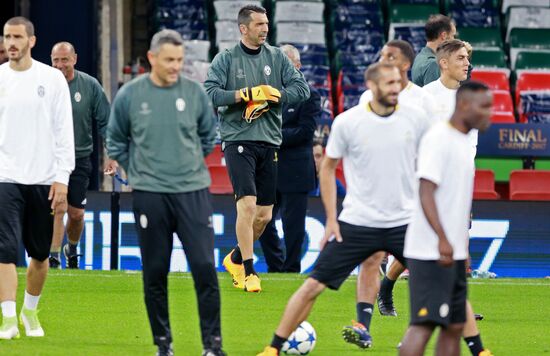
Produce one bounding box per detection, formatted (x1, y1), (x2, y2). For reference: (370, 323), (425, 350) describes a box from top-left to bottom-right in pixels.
(242, 101), (270, 123)
(240, 85), (281, 104)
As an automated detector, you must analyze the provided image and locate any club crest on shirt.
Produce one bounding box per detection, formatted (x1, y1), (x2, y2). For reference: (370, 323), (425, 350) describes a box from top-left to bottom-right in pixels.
(139, 102), (151, 115)
(74, 92), (82, 103)
(236, 68), (246, 79)
(264, 65), (271, 76)
(176, 98), (186, 112)
(37, 85), (45, 97)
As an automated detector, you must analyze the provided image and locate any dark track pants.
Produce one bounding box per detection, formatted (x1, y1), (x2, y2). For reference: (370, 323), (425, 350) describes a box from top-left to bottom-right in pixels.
(259, 191), (308, 272)
(132, 189), (221, 349)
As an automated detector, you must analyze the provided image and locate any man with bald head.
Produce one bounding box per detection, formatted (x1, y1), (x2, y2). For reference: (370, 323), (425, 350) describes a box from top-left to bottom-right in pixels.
(258, 44), (321, 273)
(49, 41), (110, 269)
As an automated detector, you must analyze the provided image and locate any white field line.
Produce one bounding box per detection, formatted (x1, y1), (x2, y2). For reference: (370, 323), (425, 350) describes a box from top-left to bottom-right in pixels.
(18, 271), (550, 286)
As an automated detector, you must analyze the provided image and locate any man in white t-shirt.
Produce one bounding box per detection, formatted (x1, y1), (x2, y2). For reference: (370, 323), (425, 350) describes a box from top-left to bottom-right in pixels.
(257, 63), (430, 356)
(399, 82), (492, 356)
(0, 17), (74, 339)
(352, 41), (437, 331)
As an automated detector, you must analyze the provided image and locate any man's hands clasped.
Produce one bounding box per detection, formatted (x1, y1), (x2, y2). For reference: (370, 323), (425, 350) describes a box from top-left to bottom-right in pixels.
(239, 85), (281, 104)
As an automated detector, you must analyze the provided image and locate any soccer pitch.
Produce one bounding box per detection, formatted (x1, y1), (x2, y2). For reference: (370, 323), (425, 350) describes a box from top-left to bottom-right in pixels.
(3, 270), (549, 355)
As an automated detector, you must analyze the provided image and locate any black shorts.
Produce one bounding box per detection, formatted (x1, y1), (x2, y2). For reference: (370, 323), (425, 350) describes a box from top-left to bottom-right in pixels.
(309, 221), (407, 290)
(407, 259), (467, 327)
(68, 157), (92, 209)
(222, 141), (278, 205)
(0, 183), (54, 263)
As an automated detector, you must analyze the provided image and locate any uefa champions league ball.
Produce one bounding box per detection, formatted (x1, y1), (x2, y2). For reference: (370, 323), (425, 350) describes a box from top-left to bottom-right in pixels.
(281, 321), (317, 355)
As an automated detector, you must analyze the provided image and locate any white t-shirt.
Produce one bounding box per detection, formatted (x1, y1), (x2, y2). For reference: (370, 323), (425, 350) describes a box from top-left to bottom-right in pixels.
(0, 60), (74, 185)
(423, 78), (478, 157)
(404, 122), (474, 260)
(360, 81), (437, 123)
(326, 102), (430, 228)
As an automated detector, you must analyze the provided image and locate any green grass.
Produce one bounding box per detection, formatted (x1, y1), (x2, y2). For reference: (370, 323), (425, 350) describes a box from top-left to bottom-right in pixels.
(2, 269), (549, 355)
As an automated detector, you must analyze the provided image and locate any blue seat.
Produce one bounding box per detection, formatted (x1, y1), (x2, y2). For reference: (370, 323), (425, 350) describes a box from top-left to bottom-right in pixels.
(391, 26), (426, 53)
(521, 92), (550, 124)
(301, 65), (331, 87)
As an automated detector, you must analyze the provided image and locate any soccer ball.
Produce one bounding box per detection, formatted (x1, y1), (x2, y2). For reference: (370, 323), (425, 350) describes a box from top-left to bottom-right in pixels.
(281, 321), (317, 355)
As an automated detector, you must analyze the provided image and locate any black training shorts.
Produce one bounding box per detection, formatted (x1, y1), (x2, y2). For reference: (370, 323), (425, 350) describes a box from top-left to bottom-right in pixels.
(407, 259), (467, 327)
(0, 183), (53, 263)
(222, 141), (278, 205)
(68, 157), (92, 209)
(310, 222), (407, 290)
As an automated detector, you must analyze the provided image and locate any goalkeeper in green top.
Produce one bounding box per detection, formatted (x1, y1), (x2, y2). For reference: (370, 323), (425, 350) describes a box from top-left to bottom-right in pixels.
(204, 4), (310, 293)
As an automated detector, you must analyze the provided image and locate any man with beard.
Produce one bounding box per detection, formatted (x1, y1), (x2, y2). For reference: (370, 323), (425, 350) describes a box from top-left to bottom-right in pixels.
(256, 63), (430, 356)
(0, 36), (7, 64)
(49, 42), (110, 269)
(205, 5), (309, 293)
(0, 17), (74, 339)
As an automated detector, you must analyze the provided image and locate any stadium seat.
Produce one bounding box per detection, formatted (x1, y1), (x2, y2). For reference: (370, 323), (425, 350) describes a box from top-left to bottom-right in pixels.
(470, 49), (508, 70)
(492, 90), (514, 113)
(515, 73), (550, 122)
(515, 51), (550, 70)
(457, 27), (503, 49)
(502, 0), (550, 14)
(475, 158), (523, 182)
(491, 111), (516, 123)
(208, 166), (233, 194)
(448, 0), (500, 28)
(274, 1), (325, 23)
(505, 6), (550, 41)
(215, 21), (240, 45)
(336, 166), (346, 188)
(276, 22), (326, 45)
(509, 28), (550, 68)
(205, 144), (224, 167)
(510, 170), (550, 201)
(474, 169), (500, 200)
(389, 4), (438, 24)
(471, 70), (510, 91)
(390, 25), (426, 54)
(214, 1), (261, 21)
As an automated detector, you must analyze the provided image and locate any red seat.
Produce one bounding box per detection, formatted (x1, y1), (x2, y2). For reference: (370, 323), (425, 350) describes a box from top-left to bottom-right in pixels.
(492, 90), (514, 113)
(471, 70), (510, 91)
(208, 165), (233, 194)
(336, 166), (346, 188)
(473, 169), (499, 200)
(490, 111), (516, 123)
(205, 144), (224, 167)
(510, 170), (550, 201)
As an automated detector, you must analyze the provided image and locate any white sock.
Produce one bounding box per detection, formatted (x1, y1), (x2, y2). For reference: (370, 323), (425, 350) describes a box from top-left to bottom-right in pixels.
(1, 301), (16, 318)
(23, 291), (40, 311)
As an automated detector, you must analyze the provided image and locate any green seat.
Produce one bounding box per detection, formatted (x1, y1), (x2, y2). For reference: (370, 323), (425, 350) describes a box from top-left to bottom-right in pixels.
(457, 27), (503, 49)
(475, 158), (523, 182)
(390, 4), (439, 24)
(515, 51), (550, 70)
(535, 159), (550, 170)
(471, 49), (507, 68)
(509, 28), (550, 51)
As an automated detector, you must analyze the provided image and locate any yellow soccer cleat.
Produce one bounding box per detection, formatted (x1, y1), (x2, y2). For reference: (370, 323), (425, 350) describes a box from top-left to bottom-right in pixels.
(222, 249), (245, 289)
(244, 274), (262, 293)
(256, 346), (278, 356)
(479, 350), (494, 356)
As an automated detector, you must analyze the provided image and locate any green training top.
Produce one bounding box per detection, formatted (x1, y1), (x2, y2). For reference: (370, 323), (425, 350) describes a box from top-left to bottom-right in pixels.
(106, 74), (216, 193)
(204, 42), (310, 146)
(411, 46), (440, 87)
(69, 70), (110, 158)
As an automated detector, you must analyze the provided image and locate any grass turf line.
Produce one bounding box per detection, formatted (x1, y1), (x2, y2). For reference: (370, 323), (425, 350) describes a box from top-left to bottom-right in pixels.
(1, 269), (548, 355)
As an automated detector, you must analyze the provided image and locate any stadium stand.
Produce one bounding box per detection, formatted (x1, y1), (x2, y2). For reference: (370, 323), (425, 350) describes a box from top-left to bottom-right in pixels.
(510, 170), (550, 200)
(208, 165), (233, 194)
(474, 169), (500, 200)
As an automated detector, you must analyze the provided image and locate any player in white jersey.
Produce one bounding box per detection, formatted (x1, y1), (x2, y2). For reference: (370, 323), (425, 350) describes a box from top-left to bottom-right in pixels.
(423, 39), (478, 158)
(257, 63), (430, 356)
(0, 17), (74, 340)
(339, 40), (436, 349)
(414, 39), (492, 356)
(400, 81), (493, 356)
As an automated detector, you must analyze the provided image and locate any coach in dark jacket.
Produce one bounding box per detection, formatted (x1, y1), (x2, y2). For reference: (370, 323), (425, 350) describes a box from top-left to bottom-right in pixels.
(259, 45), (321, 272)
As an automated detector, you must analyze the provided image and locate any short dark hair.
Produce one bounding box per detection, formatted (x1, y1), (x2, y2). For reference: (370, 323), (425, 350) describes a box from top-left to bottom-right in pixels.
(386, 40), (416, 66)
(425, 14), (453, 42)
(149, 29), (183, 53)
(457, 80), (489, 100)
(5, 16), (34, 37)
(364, 62), (398, 83)
(238, 5), (267, 26)
(436, 39), (466, 63)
